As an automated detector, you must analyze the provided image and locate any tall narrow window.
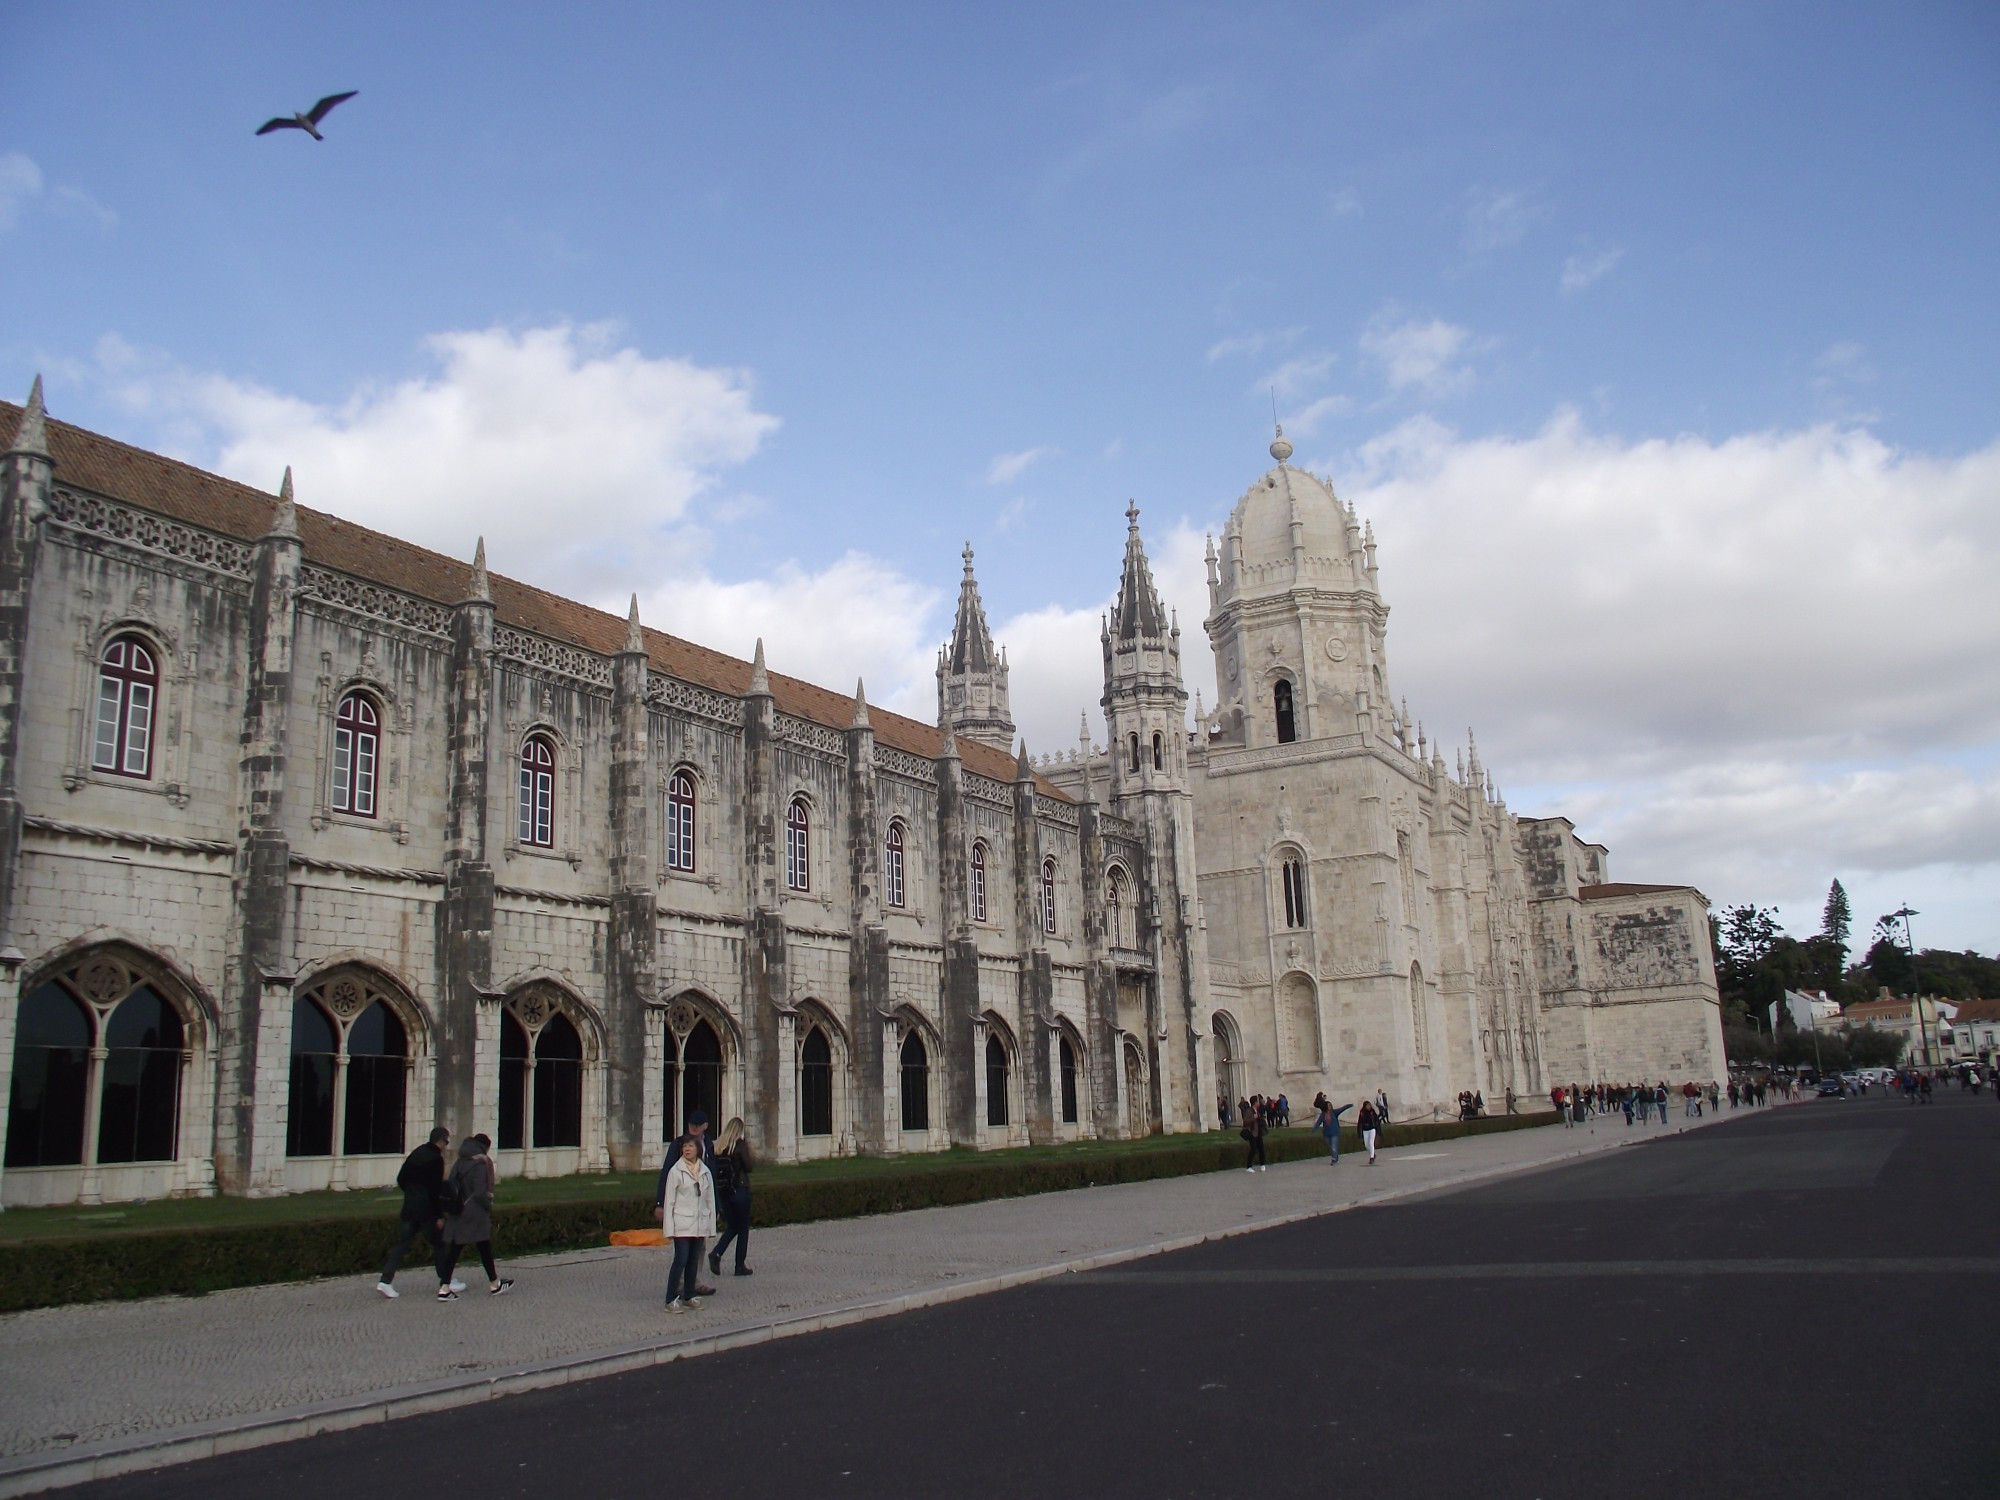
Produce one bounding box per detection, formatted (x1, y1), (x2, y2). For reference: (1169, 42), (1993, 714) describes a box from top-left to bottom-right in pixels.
(1107, 866), (1129, 947)
(900, 1030), (930, 1132)
(5, 984), (92, 1168)
(331, 692), (380, 816)
(786, 799), (811, 892)
(93, 635), (158, 779)
(518, 734), (555, 848)
(1152, 732), (1163, 771)
(1282, 858), (1307, 929)
(799, 1026), (833, 1136)
(666, 771), (697, 872)
(1274, 679), (1296, 744)
(498, 989), (585, 1151)
(1128, 733), (1140, 772)
(286, 996), (339, 1158)
(1059, 1032), (1079, 1124)
(969, 842), (988, 923)
(884, 822), (906, 908)
(342, 1002), (408, 1157)
(986, 1034), (1010, 1127)
(1040, 857), (1058, 935)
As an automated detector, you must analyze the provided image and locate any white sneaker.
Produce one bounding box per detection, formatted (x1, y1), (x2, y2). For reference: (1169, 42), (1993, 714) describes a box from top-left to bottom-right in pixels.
(1259, 1165), (1267, 1172)
(375, 1281), (399, 1299)
(449, 1280), (466, 1292)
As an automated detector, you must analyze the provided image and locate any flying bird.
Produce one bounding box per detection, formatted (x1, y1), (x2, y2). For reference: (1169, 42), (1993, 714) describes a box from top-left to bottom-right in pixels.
(256, 91), (358, 140)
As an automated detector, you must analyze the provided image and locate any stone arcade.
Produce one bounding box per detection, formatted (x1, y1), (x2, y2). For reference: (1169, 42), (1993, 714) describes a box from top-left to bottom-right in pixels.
(0, 390), (1723, 1207)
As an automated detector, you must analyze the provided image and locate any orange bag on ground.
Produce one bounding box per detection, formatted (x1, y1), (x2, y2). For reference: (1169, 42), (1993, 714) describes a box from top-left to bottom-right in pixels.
(608, 1228), (667, 1247)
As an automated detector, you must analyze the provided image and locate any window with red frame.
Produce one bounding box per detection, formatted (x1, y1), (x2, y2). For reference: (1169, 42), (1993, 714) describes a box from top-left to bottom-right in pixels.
(92, 635), (158, 778)
(331, 693), (380, 816)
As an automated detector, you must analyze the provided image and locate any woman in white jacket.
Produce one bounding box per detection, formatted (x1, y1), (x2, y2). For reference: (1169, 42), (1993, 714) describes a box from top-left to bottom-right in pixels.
(661, 1137), (716, 1311)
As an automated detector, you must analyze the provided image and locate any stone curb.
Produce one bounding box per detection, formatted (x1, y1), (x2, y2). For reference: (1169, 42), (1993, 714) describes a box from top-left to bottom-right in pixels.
(0, 1115), (1730, 1497)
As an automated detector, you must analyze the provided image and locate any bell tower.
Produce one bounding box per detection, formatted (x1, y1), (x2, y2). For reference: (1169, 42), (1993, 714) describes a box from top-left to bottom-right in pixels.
(936, 543), (1015, 752)
(1101, 501), (1188, 804)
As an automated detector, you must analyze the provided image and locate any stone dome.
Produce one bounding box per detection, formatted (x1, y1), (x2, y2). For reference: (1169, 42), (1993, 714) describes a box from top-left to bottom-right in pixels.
(1224, 460), (1350, 584)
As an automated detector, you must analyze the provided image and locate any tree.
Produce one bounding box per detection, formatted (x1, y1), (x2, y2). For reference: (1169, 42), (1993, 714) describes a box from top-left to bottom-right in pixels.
(1821, 880), (1851, 959)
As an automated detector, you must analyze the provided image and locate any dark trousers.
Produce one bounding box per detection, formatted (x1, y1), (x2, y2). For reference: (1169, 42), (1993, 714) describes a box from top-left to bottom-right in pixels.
(667, 1236), (705, 1303)
(713, 1190), (751, 1269)
(382, 1216), (445, 1284)
(438, 1239), (497, 1284)
(1245, 1135), (1266, 1167)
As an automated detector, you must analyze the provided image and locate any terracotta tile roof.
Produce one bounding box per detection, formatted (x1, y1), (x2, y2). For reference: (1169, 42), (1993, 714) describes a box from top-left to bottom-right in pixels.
(2, 401), (1068, 800)
(1946, 999), (2000, 1023)
(1578, 882), (1692, 901)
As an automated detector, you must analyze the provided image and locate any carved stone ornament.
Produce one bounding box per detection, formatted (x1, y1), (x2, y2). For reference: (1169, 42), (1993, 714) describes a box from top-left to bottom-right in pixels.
(666, 1001), (699, 1038)
(508, 985), (557, 1030)
(1324, 633), (1348, 662)
(325, 976), (368, 1019)
(76, 956), (132, 1007)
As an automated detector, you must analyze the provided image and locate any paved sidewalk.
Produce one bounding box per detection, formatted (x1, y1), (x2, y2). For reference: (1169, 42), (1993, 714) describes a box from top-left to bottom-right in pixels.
(0, 1106), (1748, 1493)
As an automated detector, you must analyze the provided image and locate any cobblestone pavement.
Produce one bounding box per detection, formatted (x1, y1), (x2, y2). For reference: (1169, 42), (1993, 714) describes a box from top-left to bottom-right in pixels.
(0, 1107), (1745, 1479)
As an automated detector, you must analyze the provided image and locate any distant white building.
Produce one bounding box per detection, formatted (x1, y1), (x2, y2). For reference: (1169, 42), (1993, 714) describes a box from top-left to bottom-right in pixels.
(1773, 989), (1842, 1034)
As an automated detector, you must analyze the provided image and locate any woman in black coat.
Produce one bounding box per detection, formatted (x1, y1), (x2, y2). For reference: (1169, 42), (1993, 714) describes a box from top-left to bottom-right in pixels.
(707, 1116), (755, 1278)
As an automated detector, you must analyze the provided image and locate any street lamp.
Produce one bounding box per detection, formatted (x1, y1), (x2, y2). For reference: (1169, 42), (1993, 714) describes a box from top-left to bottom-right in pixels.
(1890, 903), (1931, 1067)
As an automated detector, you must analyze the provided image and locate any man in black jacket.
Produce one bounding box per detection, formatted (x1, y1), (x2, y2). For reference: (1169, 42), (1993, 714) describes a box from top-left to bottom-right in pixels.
(656, 1111), (718, 1296)
(377, 1127), (452, 1298)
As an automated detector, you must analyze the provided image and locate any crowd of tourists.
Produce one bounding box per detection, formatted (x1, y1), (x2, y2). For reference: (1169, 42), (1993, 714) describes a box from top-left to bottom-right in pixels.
(373, 1108), (756, 1313)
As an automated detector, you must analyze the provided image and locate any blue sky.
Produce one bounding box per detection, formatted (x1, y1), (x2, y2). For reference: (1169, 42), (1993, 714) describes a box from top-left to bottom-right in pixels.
(3, 1), (1995, 953)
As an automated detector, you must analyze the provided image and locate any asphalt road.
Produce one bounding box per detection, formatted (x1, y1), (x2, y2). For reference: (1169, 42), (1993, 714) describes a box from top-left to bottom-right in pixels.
(83, 1091), (2000, 1499)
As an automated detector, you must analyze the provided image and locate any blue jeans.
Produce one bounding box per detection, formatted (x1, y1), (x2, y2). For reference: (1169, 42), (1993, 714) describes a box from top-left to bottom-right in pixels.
(667, 1236), (705, 1303)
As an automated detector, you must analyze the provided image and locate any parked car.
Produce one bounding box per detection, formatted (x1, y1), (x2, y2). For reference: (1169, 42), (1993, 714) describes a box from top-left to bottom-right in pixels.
(1815, 1077), (1846, 1097)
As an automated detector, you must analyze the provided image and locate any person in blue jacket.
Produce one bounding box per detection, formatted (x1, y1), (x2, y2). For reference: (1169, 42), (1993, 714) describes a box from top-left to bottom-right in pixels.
(1316, 1098), (1353, 1164)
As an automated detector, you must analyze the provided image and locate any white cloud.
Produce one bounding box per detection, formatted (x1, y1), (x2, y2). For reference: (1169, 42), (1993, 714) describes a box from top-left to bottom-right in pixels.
(994, 495), (1035, 533)
(1560, 245), (1624, 293)
(986, 447), (1052, 485)
(1285, 394), (1352, 437)
(1258, 352), (1337, 399)
(1359, 312), (1475, 395)
(1326, 187), (1363, 219)
(1205, 326), (1305, 363)
(0, 151), (115, 233)
(1463, 187), (1537, 255)
(0, 152), (42, 231)
(92, 322), (776, 592)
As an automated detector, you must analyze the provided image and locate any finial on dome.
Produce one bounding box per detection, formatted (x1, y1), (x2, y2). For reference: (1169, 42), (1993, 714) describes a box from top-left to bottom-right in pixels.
(1126, 498), (1140, 531)
(1269, 423), (1293, 465)
(962, 541), (975, 575)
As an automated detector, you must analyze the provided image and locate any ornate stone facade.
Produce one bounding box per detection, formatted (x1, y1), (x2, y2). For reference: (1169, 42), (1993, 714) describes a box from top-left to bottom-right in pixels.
(0, 391), (1721, 1208)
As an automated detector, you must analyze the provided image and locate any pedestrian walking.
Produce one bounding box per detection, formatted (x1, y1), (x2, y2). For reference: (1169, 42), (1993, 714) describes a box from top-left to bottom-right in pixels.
(1357, 1098), (1381, 1164)
(1375, 1088), (1390, 1124)
(661, 1136), (716, 1311)
(1241, 1098), (1268, 1172)
(1318, 1099), (1352, 1163)
(707, 1116), (755, 1279)
(437, 1136), (512, 1300)
(378, 1126), (452, 1298)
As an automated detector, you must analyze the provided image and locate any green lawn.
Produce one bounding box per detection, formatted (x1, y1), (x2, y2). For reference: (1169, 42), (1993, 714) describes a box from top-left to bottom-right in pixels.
(0, 1127), (1297, 1244)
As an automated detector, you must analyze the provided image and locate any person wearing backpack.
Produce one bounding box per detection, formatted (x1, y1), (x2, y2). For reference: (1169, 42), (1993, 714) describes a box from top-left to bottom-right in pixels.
(707, 1116), (755, 1279)
(377, 1126), (453, 1298)
(662, 1135), (717, 1312)
(1356, 1098), (1381, 1164)
(437, 1136), (512, 1301)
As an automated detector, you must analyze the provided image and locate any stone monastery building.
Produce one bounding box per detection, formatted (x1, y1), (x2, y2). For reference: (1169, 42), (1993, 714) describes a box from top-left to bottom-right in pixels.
(0, 387), (1724, 1207)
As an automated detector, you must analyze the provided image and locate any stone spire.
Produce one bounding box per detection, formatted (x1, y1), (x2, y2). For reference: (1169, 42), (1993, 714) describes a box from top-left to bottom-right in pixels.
(623, 593), (644, 654)
(1015, 739), (1034, 783)
(265, 465), (299, 539)
(1111, 501), (1168, 643)
(851, 677), (870, 729)
(9, 375), (49, 458)
(748, 637), (770, 697)
(936, 542), (1015, 751)
(466, 536), (490, 602)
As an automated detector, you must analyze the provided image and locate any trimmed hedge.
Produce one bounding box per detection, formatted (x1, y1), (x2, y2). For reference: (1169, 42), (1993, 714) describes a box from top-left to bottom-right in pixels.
(0, 1112), (1550, 1313)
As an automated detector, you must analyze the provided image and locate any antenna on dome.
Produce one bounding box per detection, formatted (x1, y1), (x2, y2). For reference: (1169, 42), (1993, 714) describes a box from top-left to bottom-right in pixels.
(1270, 386), (1279, 428)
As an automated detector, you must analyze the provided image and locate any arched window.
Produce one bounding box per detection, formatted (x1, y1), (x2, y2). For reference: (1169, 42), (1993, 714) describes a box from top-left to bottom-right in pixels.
(986, 1033), (1010, 1127)
(666, 771), (697, 873)
(1128, 733), (1140, 773)
(900, 1030), (930, 1132)
(1040, 858), (1058, 935)
(497, 988), (585, 1151)
(1281, 858), (1307, 929)
(1273, 679), (1296, 744)
(331, 692), (381, 816)
(92, 635), (158, 779)
(286, 969), (411, 1160)
(1152, 732), (1163, 771)
(6, 961), (192, 1171)
(786, 799), (811, 892)
(969, 842), (988, 923)
(5, 984), (92, 1167)
(1124, 1041), (1149, 1136)
(1107, 866), (1130, 947)
(1411, 962), (1430, 1063)
(799, 1026), (833, 1137)
(1058, 1032), (1080, 1125)
(884, 822), (906, 908)
(518, 734), (555, 848)
(665, 1018), (723, 1138)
